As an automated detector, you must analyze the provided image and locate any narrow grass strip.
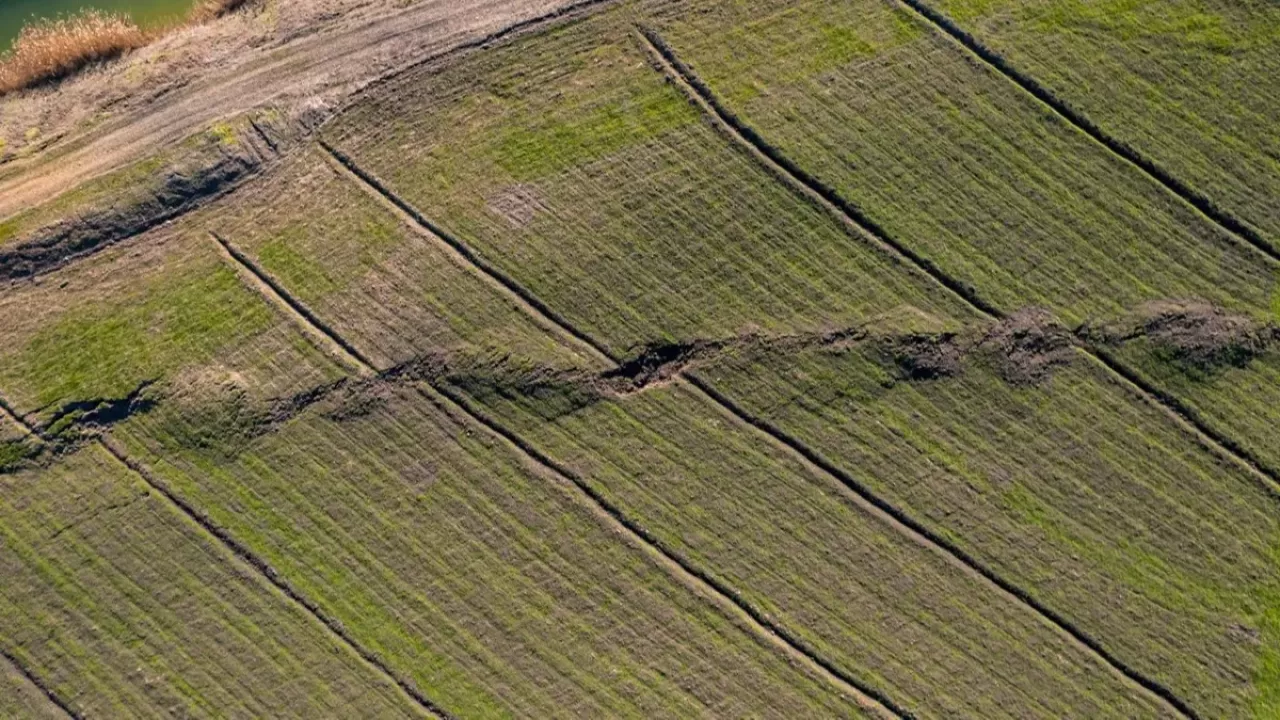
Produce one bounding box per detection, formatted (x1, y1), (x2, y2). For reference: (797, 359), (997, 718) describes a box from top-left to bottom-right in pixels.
(427, 381), (904, 719)
(210, 231), (376, 377)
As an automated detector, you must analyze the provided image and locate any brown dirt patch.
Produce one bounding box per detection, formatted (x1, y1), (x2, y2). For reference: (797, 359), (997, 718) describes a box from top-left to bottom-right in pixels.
(978, 309), (1076, 385)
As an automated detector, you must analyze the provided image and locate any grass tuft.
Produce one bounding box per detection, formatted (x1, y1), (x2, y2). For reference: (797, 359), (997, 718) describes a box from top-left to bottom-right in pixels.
(0, 0), (255, 96)
(0, 11), (147, 95)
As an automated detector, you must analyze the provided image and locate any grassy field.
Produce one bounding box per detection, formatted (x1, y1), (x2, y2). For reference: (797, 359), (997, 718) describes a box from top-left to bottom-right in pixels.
(0, 217), (342, 422)
(115, 381), (871, 718)
(1093, 305), (1280, 474)
(209, 147), (603, 373)
(642, 0), (1275, 325)
(325, 9), (976, 358)
(686, 325), (1280, 718)
(1, 0), (1277, 715)
(450, 373), (1170, 718)
(0, 658), (64, 719)
(922, 0), (1280, 247)
(0, 443), (423, 718)
(641, 0), (1280, 482)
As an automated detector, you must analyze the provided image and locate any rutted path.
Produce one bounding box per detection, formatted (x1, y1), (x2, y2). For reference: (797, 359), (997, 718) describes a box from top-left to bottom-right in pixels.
(0, 0), (616, 222)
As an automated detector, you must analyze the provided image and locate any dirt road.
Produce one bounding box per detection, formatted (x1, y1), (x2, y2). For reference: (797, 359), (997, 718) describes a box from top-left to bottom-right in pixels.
(0, 0), (594, 220)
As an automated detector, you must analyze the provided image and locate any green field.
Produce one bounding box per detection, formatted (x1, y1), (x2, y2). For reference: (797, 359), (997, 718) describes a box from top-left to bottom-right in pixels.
(1, 0), (1278, 716)
(925, 0), (1280, 247)
(0, 444), (424, 718)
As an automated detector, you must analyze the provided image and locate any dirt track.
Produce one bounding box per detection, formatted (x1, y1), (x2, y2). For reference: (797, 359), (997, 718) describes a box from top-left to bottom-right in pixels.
(0, 0), (586, 220)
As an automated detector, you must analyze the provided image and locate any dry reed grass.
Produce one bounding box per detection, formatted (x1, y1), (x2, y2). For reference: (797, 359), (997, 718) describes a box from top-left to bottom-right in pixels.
(0, 0), (253, 95)
(0, 11), (148, 95)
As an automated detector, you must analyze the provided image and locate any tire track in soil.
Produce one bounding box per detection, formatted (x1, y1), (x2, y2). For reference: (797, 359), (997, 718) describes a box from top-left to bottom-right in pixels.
(320, 128), (1195, 715)
(232, 147), (906, 719)
(0, 391), (449, 720)
(0, 648), (79, 720)
(637, 24), (1280, 718)
(892, 0), (1279, 264)
(635, 24), (1280, 496)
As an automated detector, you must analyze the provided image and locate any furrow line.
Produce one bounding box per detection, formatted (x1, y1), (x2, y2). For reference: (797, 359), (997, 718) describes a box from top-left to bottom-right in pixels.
(637, 25), (1280, 495)
(640, 25), (1203, 718)
(0, 648), (79, 719)
(0, 394), (39, 441)
(316, 148), (610, 366)
(682, 373), (1195, 718)
(209, 231), (377, 377)
(318, 140), (616, 365)
(893, 0), (1279, 264)
(1081, 344), (1280, 494)
(94, 436), (452, 720)
(424, 380), (906, 719)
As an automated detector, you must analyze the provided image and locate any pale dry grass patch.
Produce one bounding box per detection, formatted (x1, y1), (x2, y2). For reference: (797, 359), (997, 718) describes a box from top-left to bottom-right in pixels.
(0, 0), (254, 96)
(0, 11), (148, 95)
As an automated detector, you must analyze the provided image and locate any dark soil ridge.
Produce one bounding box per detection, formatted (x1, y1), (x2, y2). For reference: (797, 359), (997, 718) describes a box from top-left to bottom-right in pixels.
(895, 0), (1279, 263)
(128, 308), (1203, 465)
(1080, 301), (1279, 375)
(0, 116), (291, 284)
(0, 379), (159, 474)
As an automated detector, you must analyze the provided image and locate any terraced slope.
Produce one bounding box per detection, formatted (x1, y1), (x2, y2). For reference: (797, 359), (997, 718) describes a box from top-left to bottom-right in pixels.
(921, 0), (1280, 249)
(0, 444), (423, 718)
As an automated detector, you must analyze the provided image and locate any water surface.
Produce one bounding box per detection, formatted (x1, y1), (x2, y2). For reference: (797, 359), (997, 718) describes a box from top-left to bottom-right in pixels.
(0, 0), (198, 52)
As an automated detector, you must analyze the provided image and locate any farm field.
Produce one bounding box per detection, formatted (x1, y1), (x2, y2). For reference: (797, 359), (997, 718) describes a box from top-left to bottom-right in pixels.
(0, 0), (1278, 716)
(683, 320), (1280, 718)
(450, 372), (1171, 718)
(0, 655), (64, 720)
(0, 218), (342, 423)
(640, 0), (1280, 479)
(324, 9), (976, 357)
(115, 381), (873, 718)
(0, 444), (423, 718)
(921, 0), (1280, 248)
(208, 147), (603, 373)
